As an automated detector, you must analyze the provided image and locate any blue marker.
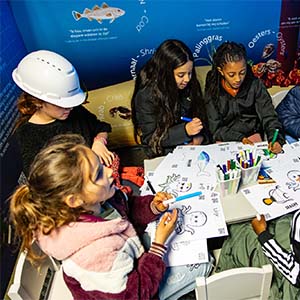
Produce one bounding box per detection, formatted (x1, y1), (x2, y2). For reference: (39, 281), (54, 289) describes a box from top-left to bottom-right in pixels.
(181, 116), (192, 122)
(163, 191), (202, 205)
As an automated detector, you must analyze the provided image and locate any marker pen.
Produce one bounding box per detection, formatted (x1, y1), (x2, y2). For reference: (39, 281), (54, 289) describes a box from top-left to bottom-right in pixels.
(145, 176), (156, 194)
(163, 191), (202, 205)
(271, 129), (279, 147)
(180, 116), (192, 122)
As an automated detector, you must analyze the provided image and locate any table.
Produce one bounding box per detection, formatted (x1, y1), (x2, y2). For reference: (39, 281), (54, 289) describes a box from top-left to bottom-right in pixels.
(144, 157), (258, 224)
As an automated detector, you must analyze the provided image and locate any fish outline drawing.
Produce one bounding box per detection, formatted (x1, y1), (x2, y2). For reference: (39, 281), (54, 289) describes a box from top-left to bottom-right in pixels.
(286, 170), (300, 191)
(72, 3), (125, 24)
(197, 151), (210, 176)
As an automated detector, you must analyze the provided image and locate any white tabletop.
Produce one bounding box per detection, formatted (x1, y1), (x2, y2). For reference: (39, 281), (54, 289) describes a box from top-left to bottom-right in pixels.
(144, 156), (257, 224)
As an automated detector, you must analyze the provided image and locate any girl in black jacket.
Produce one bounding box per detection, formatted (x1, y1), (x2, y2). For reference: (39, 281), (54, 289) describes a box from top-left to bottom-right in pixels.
(131, 39), (211, 158)
(205, 41), (284, 153)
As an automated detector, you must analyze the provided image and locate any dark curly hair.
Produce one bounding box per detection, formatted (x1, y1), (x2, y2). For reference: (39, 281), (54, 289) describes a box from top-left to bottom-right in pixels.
(205, 41), (254, 104)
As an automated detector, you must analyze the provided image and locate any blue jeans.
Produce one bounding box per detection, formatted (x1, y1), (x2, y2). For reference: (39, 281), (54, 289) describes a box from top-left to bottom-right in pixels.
(158, 254), (214, 300)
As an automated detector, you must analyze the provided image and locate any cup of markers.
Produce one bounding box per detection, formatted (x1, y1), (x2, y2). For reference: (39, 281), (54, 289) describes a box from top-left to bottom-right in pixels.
(236, 150), (262, 186)
(216, 159), (241, 198)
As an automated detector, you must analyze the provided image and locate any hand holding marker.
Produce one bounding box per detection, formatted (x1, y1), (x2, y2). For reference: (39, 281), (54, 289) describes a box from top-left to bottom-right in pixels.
(181, 117), (193, 144)
(163, 191), (202, 205)
(268, 129), (279, 154)
(271, 129), (279, 147)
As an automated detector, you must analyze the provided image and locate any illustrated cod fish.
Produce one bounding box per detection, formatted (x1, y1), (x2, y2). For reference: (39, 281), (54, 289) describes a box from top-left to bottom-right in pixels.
(72, 3), (125, 23)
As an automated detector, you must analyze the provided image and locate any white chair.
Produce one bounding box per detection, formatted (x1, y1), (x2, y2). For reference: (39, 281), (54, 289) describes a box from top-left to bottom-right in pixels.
(195, 264), (273, 300)
(7, 243), (72, 300)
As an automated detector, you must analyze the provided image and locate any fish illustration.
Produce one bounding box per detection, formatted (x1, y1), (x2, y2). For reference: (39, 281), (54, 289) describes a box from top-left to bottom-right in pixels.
(197, 151), (210, 176)
(261, 43), (274, 59)
(72, 3), (125, 24)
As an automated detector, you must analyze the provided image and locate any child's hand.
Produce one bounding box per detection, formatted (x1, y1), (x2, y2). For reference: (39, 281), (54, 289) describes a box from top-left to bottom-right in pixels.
(92, 141), (115, 166)
(192, 135), (204, 145)
(268, 141), (282, 154)
(152, 192), (172, 213)
(185, 118), (203, 136)
(251, 214), (267, 235)
(242, 137), (254, 145)
(154, 209), (178, 245)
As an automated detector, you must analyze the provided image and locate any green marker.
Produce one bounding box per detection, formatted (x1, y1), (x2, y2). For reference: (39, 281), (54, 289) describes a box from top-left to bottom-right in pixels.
(271, 129), (279, 147)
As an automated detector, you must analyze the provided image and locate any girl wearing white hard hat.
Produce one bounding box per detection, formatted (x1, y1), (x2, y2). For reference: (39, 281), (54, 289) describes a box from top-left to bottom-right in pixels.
(12, 50), (115, 176)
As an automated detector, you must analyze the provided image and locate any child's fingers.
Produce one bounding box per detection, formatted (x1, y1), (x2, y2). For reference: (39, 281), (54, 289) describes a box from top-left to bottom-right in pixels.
(170, 208), (178, 220)
(155, 192), (172, 200)
(160, 211), (177, 228)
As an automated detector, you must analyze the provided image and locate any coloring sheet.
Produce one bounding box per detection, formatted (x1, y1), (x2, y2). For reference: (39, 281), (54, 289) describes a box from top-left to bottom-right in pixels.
(145, 218), (208, 267)
(289, 140), (300, 151)
(241, 183), (298, 221)
(168, 191), (228, 241)
(253, 141), (289, 169)
(241, 142), (300, 220)
(151, 147), (217, 193)
(163, 239), (208, 267)
(146, 191), (226, 266)
(264, 150), (300, 199)
(141, 142), (300, 265)
(148, 142), (255, 196)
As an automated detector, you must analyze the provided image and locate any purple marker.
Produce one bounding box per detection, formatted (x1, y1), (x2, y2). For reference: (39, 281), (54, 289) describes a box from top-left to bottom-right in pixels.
(181, 116), (192, 122)
(249, 152), (253, 167)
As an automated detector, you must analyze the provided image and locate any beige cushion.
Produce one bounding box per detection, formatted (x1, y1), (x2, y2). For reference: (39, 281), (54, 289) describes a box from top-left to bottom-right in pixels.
(84, 66), (293, 148)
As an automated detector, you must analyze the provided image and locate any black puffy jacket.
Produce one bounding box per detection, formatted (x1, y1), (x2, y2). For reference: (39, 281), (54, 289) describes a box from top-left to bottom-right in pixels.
(276, 85), (300, 139)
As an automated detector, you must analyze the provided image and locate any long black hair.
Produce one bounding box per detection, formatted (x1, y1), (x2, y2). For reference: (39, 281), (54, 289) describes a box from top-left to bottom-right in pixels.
(205, 41), (254, 103)
(131, 39), (206, 155)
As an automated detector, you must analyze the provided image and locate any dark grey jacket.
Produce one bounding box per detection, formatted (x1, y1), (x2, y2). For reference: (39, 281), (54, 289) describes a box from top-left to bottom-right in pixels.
(205, 75), (285, 145)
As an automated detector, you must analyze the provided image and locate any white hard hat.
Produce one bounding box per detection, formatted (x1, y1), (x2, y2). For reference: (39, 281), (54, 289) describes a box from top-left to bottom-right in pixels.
(12, 50), (86, 108)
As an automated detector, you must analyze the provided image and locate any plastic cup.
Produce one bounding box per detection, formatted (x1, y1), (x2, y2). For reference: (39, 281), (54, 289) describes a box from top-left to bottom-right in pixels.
(238, 159), (262, 186)
(217, 169), (241, 198)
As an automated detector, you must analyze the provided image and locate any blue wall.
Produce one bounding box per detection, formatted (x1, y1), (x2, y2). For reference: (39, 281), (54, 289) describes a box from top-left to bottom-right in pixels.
(0, 1), (27, 297)
(9, 0), (299, 90)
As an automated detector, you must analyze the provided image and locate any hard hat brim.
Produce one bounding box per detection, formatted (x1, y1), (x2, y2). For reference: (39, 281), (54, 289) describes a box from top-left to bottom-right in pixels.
(12, 69), (87, 108)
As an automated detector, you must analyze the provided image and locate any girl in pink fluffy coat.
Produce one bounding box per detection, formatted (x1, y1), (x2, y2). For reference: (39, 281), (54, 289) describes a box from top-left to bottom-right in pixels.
(10, 134), (212, 300)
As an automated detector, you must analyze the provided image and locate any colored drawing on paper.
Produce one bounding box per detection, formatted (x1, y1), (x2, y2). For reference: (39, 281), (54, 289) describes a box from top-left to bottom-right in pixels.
(158, 173), (192, 197)
(175, 205), (207, 235)
(176, 180), (192, 193)
(197, 151), (211, 176)
(262, 185), (293, 205)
